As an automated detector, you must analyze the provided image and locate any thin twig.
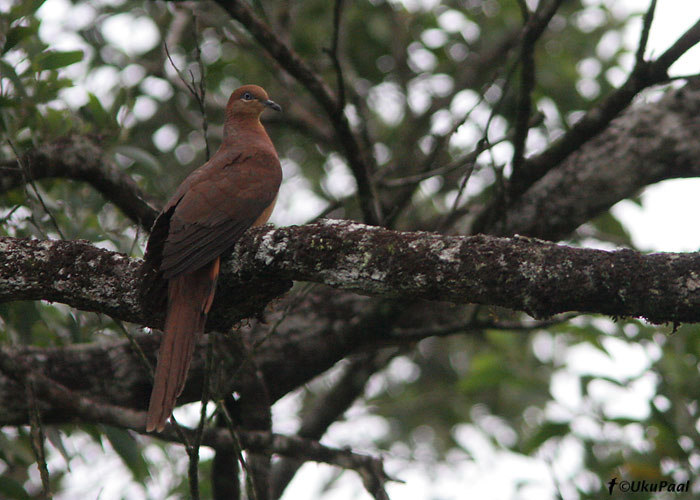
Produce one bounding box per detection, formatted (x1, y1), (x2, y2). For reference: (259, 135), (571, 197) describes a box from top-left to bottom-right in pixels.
(219, 0), (382, 225)
(188, 341), (215, 500)
(390, 313), (579, 341)
(325, 0), (346, 111)
(163, 38), (210, 162)
(636, 0), (657, 66)
(512, 0), (566, 181)
(504, 12), (699, 200)
(115, 319), (154, 378)
(511, 5), (536, 175)
(380, 134), (509, 188)
(8, 139), (65, 239)
(217, 401), (259, 500)
(382, 47), (520, 228)
(438, 144), (482, 231)
(191, 14), (211, 161)
(383, 108), (543, 191)
(27, 380), (51, 499)
(164, 42), (196, 96)
(196, 342), (213, 445)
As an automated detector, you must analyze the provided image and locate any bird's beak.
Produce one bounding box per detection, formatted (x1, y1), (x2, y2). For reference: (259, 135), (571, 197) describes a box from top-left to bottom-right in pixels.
(264, 99), (282, 112)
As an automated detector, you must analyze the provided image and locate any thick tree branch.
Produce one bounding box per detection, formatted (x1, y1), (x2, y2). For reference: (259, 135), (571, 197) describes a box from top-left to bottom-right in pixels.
(0, 235), (290, 332)
(233, 220), (700, 323)
(0, 288), (388, 425)
(496, 78), (700, 239)
(0, 344), (393, 497)
(3, 218), (700, 428)
(0, 135), (159, 230)
(505, 17), (700, 199)
(2, 220), (700, 332)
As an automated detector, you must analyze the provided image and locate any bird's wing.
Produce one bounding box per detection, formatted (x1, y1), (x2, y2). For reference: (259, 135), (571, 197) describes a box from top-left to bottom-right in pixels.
(145, 150), (281, 279)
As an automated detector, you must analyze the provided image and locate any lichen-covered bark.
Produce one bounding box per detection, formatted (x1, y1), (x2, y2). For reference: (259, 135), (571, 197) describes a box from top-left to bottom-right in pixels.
(0, 236), (290, 332)
(1, 219), (700, 424)
(234, 220), (700, 323)
(2, 219), (700, 330)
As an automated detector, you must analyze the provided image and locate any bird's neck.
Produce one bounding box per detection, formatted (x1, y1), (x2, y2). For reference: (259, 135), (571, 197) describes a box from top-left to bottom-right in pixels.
(222, 115), (270, 149)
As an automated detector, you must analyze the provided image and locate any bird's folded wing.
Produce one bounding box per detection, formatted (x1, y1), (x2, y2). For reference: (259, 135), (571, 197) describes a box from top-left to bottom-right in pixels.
(147, 151), (281, 279)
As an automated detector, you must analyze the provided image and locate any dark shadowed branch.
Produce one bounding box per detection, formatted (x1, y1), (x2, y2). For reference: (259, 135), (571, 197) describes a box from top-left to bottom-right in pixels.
(0, 135), (160, 230)
(505, 16), (700, 200)
(511, 0), (566, 176)
(0, 344), (393, 499)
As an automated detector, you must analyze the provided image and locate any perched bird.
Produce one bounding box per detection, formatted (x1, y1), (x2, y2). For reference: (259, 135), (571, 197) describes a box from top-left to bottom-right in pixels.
(143, 85), (282, 432)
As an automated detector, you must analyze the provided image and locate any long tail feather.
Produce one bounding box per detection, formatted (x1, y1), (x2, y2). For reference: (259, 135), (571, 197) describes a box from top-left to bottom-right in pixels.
(146, 257), (220, 432)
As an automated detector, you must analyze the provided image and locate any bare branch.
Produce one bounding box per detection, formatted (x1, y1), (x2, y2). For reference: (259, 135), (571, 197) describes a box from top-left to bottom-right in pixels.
(0, 345), (395, 496)
(0, 135), (159, 230)
(27, 380), (51, 499)
(272, 351), (395, 497)
(391, 313), (579, 341)
(4, 220), (700, 330)
(505, 15), (700, 200)
(325, 0), (346, 111)
(511, 0), (566, 175)
(8, 138), (66, 239)
(635, 0), (657, 66)
(493, 78), (700, 239)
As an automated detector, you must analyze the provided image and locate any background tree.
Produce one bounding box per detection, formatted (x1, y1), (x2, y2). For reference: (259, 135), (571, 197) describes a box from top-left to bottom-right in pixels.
(1, 0), (700, 499)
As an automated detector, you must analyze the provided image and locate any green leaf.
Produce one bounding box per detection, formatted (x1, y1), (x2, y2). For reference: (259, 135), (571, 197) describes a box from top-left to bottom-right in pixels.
(521, 421), (570, 454)
(83, 92), (115, 129)
(3, 25), (38, 54)
(101, 426), (150, 481)
(0, 476), (30, 500)
(0, 96), (17, 108)
(459, 353), (511, 393)
(589, 212), (633, 246)
(8, 0), (47, 20)
(0, 60), (27, 97)
(41, 107), (73, 136)
(35, 50), (84, 71)
(45, 427), (72, 469)
(113, 145), (162, 172)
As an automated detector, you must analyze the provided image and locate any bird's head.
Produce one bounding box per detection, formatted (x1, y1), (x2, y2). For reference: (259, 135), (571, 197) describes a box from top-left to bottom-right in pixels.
(226, 85), (281, 118)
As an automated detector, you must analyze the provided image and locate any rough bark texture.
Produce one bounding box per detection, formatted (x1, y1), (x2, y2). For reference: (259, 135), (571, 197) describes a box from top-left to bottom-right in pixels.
(3, 216), (700, 425)
(3, 220), (700, 332)
(2, 76), (700, 479)
(494, 79), (700, 239)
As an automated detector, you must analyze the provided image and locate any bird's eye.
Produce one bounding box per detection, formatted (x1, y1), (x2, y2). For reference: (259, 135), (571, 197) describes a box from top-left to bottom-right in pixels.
(242, 92), (253, 101)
